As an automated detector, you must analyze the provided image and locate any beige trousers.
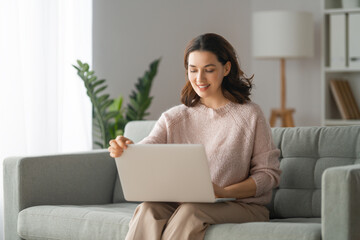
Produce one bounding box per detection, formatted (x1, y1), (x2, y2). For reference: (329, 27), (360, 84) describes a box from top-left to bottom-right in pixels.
(125, 201), (269, 240)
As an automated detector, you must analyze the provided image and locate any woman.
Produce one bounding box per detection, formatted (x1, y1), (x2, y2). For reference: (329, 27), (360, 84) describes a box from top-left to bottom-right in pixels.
(108, 33), (281, 240)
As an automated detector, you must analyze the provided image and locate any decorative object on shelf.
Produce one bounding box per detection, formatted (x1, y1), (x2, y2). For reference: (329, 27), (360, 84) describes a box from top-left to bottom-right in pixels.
(329, 79), (360, 119)
(73, 58), (161, 148)
(253, 11), (314, 127)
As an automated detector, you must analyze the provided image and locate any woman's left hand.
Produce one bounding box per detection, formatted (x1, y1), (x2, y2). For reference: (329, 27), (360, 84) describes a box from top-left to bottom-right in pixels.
(212, 183), (227, 198)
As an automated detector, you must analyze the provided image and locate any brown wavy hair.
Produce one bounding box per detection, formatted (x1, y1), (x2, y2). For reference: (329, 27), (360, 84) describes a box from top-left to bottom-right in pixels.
(181, 33), (253, 107)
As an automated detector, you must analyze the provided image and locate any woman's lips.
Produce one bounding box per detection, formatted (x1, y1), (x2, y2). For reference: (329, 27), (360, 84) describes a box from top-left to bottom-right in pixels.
(197, 84), (210, 91)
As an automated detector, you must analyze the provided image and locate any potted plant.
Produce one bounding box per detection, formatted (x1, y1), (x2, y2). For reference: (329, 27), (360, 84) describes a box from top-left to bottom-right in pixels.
(73, 58), (160, 148)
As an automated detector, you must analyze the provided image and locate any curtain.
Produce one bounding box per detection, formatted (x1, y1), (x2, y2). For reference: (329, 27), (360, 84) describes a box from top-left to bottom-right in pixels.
(0, 1), (93, 239)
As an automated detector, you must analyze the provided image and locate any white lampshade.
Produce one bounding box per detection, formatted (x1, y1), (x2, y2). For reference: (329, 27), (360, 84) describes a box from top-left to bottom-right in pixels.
(253, 11), (314, 59)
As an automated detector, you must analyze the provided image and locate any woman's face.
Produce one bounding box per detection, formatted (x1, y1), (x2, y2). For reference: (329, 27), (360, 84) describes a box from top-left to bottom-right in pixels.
(187, 50), (230, 102)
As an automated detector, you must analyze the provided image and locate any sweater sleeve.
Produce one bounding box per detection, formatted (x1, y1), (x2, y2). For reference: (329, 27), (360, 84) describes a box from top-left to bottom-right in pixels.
(249, 109), (281, 197)
(138, 113), (168, 144)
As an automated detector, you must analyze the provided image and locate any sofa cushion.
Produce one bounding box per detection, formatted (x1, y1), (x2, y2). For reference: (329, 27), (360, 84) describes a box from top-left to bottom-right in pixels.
(268, 126), (360, 219)
(18, 203), (321, 240)
(17, 203), (138, 240)
(205, 222), (321, 240)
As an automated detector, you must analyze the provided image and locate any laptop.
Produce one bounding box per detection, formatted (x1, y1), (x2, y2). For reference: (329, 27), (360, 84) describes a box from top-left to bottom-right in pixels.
(115, 144), (236, 203)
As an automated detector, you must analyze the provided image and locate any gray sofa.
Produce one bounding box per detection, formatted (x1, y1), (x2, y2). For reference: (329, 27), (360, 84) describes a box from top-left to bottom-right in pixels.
(3, 121), (360, 240)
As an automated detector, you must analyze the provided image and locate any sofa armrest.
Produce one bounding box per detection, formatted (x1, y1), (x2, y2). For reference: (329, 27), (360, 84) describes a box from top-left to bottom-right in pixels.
(322, 164), (360, 240)
(3, 150), (118, 240)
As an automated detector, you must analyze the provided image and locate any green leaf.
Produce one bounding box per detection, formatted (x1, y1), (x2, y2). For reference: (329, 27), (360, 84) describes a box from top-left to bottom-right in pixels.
(89, 76), (97, 83)
(104, 111), (119, 121)
(108, 95), (123, 112)
(98, 94), (110, 103)
(91, 79), (105, 90)
(125, 58), (160, 121)
(95, 86), (107, 95)
(77, 60), (83, 68)
(72, 65), (80, 71)
(142, 98), (152, 111)
(78, 72), (85, 79)
(136, 93), (142, 103)
(100, 99), (113, 112)
(130, 98), (140, 110)
(127, 111), (137, 120)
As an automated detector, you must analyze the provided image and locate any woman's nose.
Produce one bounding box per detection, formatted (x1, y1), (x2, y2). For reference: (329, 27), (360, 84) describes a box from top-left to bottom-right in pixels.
(197, 70), (205, 81)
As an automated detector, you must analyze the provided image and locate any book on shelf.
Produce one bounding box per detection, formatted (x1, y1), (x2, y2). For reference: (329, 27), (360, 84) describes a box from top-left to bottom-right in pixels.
(329, 79), (360, 120)
(343, 80), (360, 119)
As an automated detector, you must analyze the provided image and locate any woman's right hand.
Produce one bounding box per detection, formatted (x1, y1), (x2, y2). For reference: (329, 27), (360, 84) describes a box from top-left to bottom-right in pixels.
(108, 136), (134, 158)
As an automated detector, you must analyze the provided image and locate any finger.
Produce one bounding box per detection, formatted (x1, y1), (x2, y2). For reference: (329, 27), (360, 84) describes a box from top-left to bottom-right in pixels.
(109, 139), (116, 147)
(116, 136), (127, 149)
(109, 140), (120, 152)
(110, 149), (123, 158)
(125, 140), (134, 146)
(122, 138), (133, 149)
(109, 140), (120, 150)
(110, 152), (121, 158)
(109, 146), (121, 155)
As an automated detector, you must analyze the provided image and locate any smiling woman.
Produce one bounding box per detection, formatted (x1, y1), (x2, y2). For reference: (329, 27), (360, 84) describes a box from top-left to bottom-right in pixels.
(181, 33), (253, 108)
(187, 51), (231, 108)
(0, 1), (92, 238)
(108, 33), (281, 240)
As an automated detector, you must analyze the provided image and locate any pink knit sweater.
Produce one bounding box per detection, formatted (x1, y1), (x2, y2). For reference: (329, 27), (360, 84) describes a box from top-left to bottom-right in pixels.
(139, 101), (281, 205)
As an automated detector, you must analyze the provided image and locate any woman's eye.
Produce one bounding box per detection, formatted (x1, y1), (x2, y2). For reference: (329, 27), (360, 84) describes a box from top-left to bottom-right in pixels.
(189, 69), (197, 73)
(205, 69), (215, 73)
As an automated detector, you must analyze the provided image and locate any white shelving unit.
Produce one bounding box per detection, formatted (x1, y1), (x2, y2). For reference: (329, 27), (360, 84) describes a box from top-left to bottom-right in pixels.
(321, 0), (360, 126)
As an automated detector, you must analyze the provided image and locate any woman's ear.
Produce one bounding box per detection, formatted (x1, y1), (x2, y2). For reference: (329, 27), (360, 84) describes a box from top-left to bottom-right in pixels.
(224, 61), (231, 76)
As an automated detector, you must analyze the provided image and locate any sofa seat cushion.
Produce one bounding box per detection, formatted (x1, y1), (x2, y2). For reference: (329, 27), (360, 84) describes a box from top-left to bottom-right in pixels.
(18, 203), (139, 240)
(18, 203), (321, 240)
(205, 222), (321, 240)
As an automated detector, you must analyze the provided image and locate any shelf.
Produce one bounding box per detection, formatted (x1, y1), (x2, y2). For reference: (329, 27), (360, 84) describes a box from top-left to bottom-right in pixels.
(324, 8), (360, 14)
(322, 0), (360, 127)
(325, 67), (360, 73)
(324, 119), (360, 126)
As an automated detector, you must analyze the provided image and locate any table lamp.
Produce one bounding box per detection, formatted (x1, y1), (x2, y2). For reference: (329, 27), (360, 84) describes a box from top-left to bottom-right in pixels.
(253, 11), (314, 127)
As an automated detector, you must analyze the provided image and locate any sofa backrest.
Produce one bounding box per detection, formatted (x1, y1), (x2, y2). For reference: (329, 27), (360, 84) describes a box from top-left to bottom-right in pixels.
(113, 121), (360, 219)
(268, 126), (360, 219)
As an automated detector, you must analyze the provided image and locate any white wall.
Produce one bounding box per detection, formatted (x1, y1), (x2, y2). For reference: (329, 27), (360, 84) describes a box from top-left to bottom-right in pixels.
(93, 0), (252, 120)
(93, 0), (322, 126)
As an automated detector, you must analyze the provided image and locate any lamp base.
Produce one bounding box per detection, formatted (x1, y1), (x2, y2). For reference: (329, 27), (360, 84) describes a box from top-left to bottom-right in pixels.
(270, 108), (295, 127)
